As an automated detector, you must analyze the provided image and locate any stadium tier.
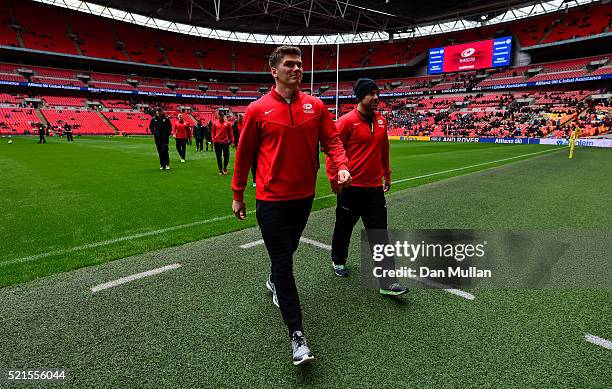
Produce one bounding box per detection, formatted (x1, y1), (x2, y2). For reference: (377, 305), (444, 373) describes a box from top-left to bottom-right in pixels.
(41, 109), (115, 135)
(1, 1), (611, 71)
(102, 111), (151, 135)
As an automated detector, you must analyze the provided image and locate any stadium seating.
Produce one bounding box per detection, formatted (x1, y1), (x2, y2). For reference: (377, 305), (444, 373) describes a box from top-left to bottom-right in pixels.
(113, 23), (167, 66)
(0, 93), (25, 105)
(3, 1), (611, 71)
(0, 108), (41, 134)
(102, 111), (151, 135)
(66, 10), (128, 61)
(41, 109), (115, 135)
(0, 73), (27, 82)
(3, 1), (611, 72)
(13, 1), (77, 54)
(541, 4), (612, 44)
(42, 96), (86, 107)
(0, 1), (19, 47)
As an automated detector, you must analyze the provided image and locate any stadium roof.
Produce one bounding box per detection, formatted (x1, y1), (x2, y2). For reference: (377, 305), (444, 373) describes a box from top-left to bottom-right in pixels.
(36, 0), (597, 44)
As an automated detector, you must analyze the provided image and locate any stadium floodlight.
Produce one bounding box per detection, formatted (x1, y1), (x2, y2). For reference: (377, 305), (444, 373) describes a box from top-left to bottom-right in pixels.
(34, 0), (598, 45)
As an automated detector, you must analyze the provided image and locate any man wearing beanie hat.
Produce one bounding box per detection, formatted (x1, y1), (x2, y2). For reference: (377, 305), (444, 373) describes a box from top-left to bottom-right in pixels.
(325, 78), (408, 296)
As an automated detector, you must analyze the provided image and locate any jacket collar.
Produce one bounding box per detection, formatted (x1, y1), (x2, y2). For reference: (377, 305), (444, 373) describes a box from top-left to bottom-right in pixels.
(354, 107), (379, 123)
(270, 86), (300, 103)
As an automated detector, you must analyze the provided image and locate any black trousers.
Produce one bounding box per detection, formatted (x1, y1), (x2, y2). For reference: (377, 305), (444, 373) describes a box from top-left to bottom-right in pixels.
(175, 138), (187, 159)
(38, 134), (46, 143)
(155, 137), (170, 167)
(256, 196), (313, 335)
(66, 133), (73, 142)
(331, 186), (396, 287)
(205, 137), (212, 151)
(195, 137), (204, 151)
(214, 143), (230, 172)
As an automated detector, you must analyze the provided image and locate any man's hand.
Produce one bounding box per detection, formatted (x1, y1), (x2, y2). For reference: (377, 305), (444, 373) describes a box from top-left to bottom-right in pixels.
(232, 200), (246, 220)
(383, 178), (392, 192)
(337, 169), (351, 188)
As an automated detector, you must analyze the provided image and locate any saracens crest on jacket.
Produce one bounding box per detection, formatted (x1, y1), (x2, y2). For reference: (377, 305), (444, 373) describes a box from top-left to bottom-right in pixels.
(303, 103), (314, 114)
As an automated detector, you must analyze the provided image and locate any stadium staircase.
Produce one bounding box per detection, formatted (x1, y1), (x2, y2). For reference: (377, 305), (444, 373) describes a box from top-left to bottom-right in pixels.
(187, 113), (198, 126)
(6, 0), (24, 48)
(64, 15), (83, 56)
(196, 55), (205, 70)
(537, 24), (554, 45)
(97, 111), (120, 134)
(161, 48), (172, 67)
(34, 108), (48, 127)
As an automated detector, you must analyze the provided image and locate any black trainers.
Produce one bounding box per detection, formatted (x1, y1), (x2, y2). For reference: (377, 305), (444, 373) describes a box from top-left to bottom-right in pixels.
(291, 331), (314, 366)
(379, 283), (409, 297)
(266, 275), (279, 308)
(332, 263), (349, 277)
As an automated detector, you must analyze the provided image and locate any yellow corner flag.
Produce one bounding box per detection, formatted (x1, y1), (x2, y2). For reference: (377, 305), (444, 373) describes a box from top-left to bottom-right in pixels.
(569, 128), (582, 159)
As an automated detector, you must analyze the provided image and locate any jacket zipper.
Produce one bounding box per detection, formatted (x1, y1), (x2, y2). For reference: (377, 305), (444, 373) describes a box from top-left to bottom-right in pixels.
(288, 101), (294, 126)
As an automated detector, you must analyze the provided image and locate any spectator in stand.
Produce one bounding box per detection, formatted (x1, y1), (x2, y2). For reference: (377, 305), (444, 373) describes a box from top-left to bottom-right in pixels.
(173, 114), (191, 163)
(149, 107), (172, 170)
(211, 112), (233, 175)
(193, 119), (206, 152)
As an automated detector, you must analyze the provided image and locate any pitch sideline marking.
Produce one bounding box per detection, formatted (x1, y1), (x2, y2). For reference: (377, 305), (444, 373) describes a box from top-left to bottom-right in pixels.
(1, 146), (567, 267)
(239, 239), (265, 249)
(295, 236), (475, 300)
(393, 146), (567, 184)
(90, 263), (181, 293)
(299, 237), (333, 251)
(584, 334), (612, 350)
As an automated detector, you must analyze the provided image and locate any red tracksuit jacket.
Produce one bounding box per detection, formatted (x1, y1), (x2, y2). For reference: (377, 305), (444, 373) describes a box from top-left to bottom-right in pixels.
(326, 108), (391, 189)
(212, 120), (233, 144)
(232, 87), (349, 202)
(173, 122), (191, 139)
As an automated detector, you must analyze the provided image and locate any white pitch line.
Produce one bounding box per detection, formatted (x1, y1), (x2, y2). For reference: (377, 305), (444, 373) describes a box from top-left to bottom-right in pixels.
(584, 334), (612, 350)
(299, 237), (333, 251)
(1, 146), (567, 268)
(393, 146), (567, 184)
(414, 278), (475, 300)
(239, 239), (265, 249)
(299, 237), (475, 300)
(90, 263), (181, 293)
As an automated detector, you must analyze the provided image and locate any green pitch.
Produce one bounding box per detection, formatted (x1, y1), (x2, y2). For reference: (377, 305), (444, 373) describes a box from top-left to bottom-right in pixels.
(0, 136), (573, 287)
(0, 136), (609, 387)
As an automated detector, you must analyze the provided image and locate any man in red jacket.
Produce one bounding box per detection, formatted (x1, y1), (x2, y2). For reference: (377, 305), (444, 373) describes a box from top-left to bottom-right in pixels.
(326, 78), (407, 296)
(173, 114), (191, 163)
(231, 45), (351, 366)
(212, 112), (233, 175)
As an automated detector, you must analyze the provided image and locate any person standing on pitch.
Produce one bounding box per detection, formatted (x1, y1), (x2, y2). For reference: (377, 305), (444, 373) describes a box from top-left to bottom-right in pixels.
(212, 112), (233, 175)
(37, 123), (46, 144)
(193, 119), (205, 152)
(232, 45), (351, 366)
(64, 123), (74, 142)
(149, 107), (172, 170)
(205, 120), (213, 151)
(232, 114), (243, 149)
(325, 78), (407, 296)
(173, 113), (191, 163)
